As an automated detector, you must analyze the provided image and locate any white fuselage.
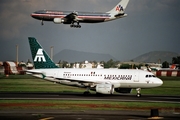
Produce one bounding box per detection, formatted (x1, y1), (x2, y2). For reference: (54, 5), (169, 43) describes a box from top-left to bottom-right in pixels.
(28, 68), (163, 89)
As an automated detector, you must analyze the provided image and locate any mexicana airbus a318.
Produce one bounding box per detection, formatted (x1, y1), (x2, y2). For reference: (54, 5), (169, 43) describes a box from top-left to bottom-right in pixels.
(26, 37), (163, 97)
(31, 0), (129, 28)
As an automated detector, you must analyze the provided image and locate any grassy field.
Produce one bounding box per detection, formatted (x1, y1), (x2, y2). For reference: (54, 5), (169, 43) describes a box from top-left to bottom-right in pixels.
(0, 75), (180, 95)
(0, 75), (180, 111)
(0, 99), (179, 111)
(0, 75), (85, 93)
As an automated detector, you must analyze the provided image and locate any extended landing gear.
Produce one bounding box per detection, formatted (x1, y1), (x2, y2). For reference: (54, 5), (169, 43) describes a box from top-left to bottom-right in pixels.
(83, 87), (91, 95)
(136, 88), (141, 97)
(70, 22), (81, 28)
(41, 20), (44, 25)
(70, 24), (81, 28)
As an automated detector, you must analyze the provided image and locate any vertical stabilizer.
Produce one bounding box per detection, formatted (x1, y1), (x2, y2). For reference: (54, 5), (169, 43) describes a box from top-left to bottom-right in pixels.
(28, 37), (58, 69)
(107, 0), (129, 14)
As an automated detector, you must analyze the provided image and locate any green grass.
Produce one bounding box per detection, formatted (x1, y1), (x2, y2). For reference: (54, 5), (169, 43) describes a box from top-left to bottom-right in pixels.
(0, 75), (180, 95)
(0, 75), (180, 111)
(0, 100), (179, 110)
(0, 75), (85, 93)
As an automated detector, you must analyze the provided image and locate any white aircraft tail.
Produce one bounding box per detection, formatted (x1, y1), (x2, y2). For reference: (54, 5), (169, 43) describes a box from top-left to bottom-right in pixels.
(107, 0), (129, 15)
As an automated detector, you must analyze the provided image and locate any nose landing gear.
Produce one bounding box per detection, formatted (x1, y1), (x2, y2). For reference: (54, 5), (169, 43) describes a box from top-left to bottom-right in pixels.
(136, 88), (141, 97)
(41, 20), (44, 25)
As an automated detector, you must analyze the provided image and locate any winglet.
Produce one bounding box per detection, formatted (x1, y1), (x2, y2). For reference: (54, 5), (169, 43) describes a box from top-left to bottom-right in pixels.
(28, 37), (58, 69)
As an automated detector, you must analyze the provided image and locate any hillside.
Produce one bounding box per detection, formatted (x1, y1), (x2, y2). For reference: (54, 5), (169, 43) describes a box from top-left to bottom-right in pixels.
(53, 49), (117, 63)
(133, 51), (179, 63)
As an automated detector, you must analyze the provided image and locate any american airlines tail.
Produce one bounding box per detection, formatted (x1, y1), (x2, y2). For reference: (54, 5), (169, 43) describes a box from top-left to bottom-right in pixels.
(28, 37), (58, 69)
(107, 0), (129, 16)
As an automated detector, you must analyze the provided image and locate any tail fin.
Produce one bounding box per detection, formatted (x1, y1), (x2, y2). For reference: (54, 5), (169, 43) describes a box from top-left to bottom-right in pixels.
(28, 37), (58, 69)
(107, 0), (129, 15)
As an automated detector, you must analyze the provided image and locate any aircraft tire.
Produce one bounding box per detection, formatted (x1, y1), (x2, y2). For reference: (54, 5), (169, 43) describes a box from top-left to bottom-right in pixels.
(137, 93), (141, 97)
(83, 91), (91, 95)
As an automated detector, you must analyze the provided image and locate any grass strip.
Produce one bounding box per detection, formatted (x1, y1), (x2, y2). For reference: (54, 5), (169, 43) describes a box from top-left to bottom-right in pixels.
(0, 75), (180, 95)
(0, 100), (179, 111)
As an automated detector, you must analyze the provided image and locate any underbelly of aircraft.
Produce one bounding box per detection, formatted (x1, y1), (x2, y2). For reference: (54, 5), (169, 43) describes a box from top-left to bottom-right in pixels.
(80, 19), (105, 23)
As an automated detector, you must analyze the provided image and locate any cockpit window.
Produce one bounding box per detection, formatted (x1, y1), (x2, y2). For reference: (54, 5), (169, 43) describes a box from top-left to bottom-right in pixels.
(146, 75), (156, 78)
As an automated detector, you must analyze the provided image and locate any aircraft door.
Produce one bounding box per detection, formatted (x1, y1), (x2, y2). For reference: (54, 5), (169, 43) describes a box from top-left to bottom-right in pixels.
(53, 70), (59, 78)
(134, 71), (139, 82)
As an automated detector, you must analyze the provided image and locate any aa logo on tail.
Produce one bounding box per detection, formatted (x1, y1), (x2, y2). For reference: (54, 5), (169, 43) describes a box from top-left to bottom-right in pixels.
(116, 5), (124, 11)
(34, 49), (46, 62)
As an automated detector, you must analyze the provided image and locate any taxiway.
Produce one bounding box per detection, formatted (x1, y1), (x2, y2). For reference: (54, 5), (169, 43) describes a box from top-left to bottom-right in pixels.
(0, 92), (180, 103)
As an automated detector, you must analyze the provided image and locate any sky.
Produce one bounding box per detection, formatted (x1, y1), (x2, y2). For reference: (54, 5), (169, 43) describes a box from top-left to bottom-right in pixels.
(0, 0), (180, 62)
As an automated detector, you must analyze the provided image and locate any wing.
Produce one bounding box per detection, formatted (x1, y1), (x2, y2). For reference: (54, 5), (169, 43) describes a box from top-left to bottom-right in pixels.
(65, 12), (77, 19)
(55, 77), (98, 88)
(26, 70), (98, 87)
(63, 12), (81, 23)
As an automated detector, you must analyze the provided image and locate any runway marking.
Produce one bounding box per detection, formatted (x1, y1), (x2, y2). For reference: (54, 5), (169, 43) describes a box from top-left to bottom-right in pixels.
(40, 117), (54, 120)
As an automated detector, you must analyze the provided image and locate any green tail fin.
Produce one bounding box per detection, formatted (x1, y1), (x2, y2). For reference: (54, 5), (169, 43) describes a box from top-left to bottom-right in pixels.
(28, 37), (58, 69)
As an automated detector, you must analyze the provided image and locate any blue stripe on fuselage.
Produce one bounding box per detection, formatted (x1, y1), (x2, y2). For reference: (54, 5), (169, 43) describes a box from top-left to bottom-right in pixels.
(32, 10), (111, 21)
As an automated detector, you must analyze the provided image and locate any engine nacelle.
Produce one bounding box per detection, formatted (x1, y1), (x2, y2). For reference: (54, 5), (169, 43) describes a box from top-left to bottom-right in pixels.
(53, 18), (65, 24)
(96, 83), (114, 94)
(115, 88), (132, 93)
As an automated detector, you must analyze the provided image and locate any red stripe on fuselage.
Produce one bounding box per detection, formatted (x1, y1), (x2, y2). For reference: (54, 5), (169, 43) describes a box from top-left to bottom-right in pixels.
(31, 13), (110, 20)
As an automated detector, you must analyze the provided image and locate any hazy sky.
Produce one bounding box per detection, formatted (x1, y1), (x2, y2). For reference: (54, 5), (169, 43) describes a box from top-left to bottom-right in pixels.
(0, 0), (180, 62)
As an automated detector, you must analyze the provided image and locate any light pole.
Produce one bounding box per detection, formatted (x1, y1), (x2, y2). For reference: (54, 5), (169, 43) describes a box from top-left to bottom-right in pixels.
(50, 46), (54, 60)
(16, 45), (18, 65)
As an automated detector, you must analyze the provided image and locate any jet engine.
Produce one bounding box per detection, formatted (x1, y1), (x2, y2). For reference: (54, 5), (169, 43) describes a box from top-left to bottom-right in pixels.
(53, 18), (65, 24)
(115, 88), (132, 93)
(96, 83), (114, 94)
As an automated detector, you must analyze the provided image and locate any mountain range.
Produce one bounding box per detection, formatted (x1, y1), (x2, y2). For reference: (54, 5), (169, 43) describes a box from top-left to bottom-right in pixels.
(53, 49), (179, 63)
(133, 51), (179, 63)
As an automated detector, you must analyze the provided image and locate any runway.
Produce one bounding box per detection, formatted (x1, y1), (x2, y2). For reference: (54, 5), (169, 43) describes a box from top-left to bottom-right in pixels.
(0, 92), (180, 103)
(0, 92), (180, 119)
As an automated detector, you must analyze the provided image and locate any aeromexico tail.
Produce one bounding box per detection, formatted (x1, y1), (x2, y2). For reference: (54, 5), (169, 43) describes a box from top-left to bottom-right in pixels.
(31, 0), (129, 28)
(27, 37), (163, 97)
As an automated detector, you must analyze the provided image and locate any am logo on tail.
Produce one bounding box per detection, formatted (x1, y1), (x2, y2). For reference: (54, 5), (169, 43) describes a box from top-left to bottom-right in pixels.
(27, 37), (163, 97)
(34, 49), (46, 62)
(28, 37), (58, 69)
(31, 0), (129, 28)
(116, 5), (124, 11)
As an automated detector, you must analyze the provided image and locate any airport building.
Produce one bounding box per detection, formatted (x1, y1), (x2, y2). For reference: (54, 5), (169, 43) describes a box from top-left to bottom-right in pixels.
(1, 61), (33, 75)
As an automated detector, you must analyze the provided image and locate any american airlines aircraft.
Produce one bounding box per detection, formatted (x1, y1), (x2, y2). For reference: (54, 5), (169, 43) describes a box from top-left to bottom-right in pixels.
(27, 37), (163, 97)
(31, 0), (129, 28)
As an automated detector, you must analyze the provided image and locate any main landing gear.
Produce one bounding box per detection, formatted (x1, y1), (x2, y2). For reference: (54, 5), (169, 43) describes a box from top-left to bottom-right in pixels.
(136, 88), (141, 97)
(70, 22), (81, 28)
(83, 87), (91, 95)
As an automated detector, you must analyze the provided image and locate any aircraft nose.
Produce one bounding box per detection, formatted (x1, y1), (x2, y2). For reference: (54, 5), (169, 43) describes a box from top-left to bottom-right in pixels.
(31, 12), (39, 19)
(31, 13), (35, 18)
(156, 78), (163, 86)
